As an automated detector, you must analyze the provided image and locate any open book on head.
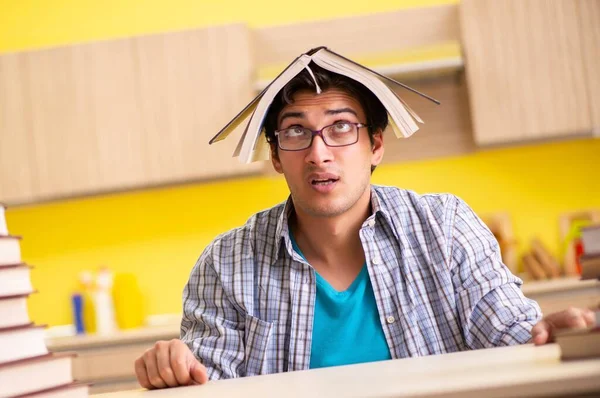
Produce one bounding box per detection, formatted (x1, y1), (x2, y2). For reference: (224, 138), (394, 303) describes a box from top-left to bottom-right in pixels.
(209, 46), (440, 164)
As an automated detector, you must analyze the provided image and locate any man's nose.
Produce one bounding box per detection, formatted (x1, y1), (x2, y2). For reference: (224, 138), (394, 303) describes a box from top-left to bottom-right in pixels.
(305, 134), (333, 165)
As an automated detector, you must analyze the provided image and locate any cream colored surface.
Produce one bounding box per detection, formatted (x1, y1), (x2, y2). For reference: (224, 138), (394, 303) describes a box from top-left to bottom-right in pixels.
(522, 277), (600, 315)
(460, 0), (595, 145)
(0, 24), (261, 205)
(94, 344), (600, 398)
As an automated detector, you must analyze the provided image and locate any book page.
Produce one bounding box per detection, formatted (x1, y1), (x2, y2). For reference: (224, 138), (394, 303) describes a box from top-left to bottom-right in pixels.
(240, 54), (313, 163)
(312, 49), (419, 138)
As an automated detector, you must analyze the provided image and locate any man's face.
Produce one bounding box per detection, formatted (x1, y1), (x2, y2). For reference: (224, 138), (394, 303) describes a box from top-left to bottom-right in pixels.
(271, 88), (384, 218)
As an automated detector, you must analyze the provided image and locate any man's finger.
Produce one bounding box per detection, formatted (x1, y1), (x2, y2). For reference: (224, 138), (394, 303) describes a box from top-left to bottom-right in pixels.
(561, 307), (591, 329)
(190, 361), (209, 385)
(170, 341), (192, 386)
(156, 342), (179, 387)
(134, 357), (152, 389)
(583, 309), (597, 326)
(531, 320), (551, 345)
(144, 349), (167, 389)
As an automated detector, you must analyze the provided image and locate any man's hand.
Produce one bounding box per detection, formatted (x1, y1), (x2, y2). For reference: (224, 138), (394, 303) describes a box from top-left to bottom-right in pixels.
(134, 339), (208, 389)
(531, 307), (597, 345)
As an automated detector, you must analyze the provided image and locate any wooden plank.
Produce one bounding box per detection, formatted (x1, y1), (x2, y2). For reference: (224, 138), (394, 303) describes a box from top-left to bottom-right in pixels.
(24, 46), (103, 199)
(578, 0), (600, 134)
(80, 39), (147, 192)
(132, 24), (262, 185)
(0, 54), (38, 203)
(460, 0), (592, 145)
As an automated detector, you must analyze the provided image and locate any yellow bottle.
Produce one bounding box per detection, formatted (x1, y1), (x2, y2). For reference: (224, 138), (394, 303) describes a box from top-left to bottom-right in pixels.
(112, 272), (144, 329)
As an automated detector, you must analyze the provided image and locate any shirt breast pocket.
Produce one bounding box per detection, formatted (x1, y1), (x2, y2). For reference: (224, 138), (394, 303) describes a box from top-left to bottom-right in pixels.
(244, 314), (277, 376)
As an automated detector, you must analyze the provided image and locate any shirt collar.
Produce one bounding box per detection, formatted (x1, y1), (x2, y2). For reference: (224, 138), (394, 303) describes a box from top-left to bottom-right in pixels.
(273, 196), (296, 264)
(271, 185), (393, 264)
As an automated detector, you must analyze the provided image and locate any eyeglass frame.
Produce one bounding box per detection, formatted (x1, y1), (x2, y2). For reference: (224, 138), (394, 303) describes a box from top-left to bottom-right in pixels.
(273, 122), (370, 151)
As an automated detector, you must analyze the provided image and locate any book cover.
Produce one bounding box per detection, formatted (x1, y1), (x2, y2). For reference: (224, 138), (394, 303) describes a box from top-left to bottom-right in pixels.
(12, 382), (89, 398)
(0, 324), (48, 364)
(0, 235), (22, 265)
(0, 353), (76, 397)
(0, 263), (34, 297)
(0, 292), (32, 329)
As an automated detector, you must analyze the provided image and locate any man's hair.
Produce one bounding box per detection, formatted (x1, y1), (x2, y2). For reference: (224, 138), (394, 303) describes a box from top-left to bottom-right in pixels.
(263, 63), (389, 149)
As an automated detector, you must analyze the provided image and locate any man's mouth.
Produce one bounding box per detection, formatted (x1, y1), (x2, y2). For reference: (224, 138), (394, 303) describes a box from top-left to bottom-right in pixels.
(311, 178), (339, 186)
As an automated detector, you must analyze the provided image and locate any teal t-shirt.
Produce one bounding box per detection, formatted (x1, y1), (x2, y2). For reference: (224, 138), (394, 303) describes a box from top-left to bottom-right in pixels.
(289, 231), (392, 369)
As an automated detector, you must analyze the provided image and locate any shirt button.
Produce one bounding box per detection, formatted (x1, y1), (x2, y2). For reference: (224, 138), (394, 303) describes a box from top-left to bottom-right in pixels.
(365, 219), (375, 228)
(372, 257), (381, 265)
(386, 316), (395, 324)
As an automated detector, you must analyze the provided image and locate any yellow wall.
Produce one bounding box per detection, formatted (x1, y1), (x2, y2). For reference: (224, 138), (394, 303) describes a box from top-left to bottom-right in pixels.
(2, 0), (599, 326)
(7, 138), (600, 326)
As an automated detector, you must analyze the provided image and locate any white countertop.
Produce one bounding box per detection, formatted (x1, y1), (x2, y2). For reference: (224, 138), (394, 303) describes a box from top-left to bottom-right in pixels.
(95, 344), (600, 398)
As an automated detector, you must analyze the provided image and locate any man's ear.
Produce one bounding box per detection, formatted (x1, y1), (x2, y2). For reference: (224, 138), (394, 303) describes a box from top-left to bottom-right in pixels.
(371, 130), (384, 167)
(270, 144), (284, 174)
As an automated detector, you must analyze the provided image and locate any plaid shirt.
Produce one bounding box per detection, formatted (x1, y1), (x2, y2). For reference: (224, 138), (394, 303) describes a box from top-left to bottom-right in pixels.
(181, 185), (542, 380)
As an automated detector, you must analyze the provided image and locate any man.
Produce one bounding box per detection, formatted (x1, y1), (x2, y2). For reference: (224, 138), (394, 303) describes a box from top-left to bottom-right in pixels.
(135, 64), (596, 389)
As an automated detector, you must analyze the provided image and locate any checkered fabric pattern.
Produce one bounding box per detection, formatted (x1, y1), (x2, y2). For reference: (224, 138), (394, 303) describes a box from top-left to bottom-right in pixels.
(181, 185), (542, 380)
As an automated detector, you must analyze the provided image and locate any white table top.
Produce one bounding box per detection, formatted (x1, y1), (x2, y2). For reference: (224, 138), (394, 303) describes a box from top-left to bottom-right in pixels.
(95, 343), (600, 398)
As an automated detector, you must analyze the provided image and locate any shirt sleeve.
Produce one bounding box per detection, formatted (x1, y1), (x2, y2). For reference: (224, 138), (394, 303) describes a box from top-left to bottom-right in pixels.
(448, 196), (543, 348)
(180, 243), (246, 380)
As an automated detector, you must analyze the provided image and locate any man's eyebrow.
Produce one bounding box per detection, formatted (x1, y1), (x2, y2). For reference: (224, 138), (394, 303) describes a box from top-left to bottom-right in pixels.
(278, 107), (358, 125)
(325, 108), (358, 117)
(279, 111), (305, 125)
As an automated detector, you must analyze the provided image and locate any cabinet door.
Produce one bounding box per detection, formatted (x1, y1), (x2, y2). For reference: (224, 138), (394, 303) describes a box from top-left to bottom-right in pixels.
(0, 24), (260, 205)
(0, 54), (39, 203)
(579, 0), (600, 133)
(460, 0), (594, 145)
(132, 24), (262, 186)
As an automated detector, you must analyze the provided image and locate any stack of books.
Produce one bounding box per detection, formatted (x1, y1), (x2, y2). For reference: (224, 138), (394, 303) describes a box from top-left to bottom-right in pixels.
(555, 224), (600, 360)
(581, 225), (600, 280)
(556, 311), (600, 360)
(0, 203), (88, 397)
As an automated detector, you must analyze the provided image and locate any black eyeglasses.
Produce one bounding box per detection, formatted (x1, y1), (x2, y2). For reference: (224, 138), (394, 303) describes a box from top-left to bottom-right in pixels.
(274, 122), (369, 151)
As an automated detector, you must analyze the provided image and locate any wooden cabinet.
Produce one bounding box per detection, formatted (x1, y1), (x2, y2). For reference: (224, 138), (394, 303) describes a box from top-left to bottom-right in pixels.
(0, 24), (262, 205)
(46, 325), (179, 394)
(579, 0), (600, 134)
(460, 0), (598, 145)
